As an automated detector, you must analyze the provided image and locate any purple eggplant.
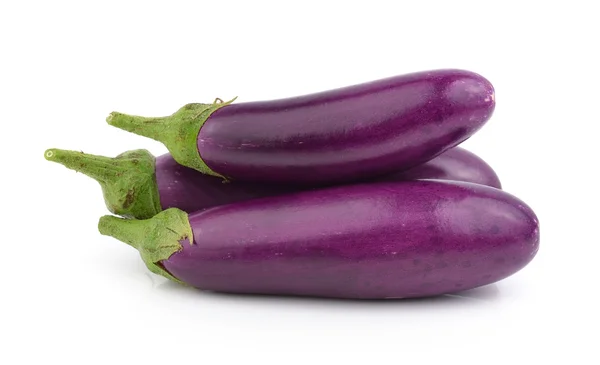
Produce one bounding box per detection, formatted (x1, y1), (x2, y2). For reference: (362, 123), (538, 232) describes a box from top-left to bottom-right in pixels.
(106, 69), (495, 184)
(382, 147), (501, 188)
(44, 146), (501, 219)
(98, 180), (539, 299)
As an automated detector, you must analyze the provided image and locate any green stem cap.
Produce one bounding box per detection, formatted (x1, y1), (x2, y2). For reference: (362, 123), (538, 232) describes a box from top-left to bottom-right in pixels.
(106, 97), (237, 178)
(44, 148), (161, 219)
(98, 208), (193, 284)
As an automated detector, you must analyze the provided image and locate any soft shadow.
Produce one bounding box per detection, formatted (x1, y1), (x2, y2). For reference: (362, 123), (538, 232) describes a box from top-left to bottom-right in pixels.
(156, 280), (501, 308)
(448, 284), (501, 301)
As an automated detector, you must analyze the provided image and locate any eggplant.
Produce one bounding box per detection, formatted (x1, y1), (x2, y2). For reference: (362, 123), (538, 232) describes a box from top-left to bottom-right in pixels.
(106, 69), (495, 184)
(379, 147), (501, 188)
(98, 180), (539, 299)
(44, 147), (501, 219)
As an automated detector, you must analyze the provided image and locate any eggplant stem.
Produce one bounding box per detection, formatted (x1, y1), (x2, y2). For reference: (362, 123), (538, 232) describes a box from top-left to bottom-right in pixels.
(98, 208), (193, 284)
(106, 97), (237, 179)
(44, 148), (161, 219)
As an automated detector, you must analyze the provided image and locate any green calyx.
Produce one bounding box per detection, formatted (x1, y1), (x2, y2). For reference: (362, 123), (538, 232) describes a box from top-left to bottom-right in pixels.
(106, 97), (237, 179)
(98, 208), (193, 284)
(44, 148), (162, 219)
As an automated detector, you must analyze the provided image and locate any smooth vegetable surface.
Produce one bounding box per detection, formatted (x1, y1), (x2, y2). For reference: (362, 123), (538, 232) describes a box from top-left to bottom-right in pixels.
(380, 147), (501, 188)
(99, 180), (539, 299)
(45, 147), (501, 219)
(107, 69), (495, 184)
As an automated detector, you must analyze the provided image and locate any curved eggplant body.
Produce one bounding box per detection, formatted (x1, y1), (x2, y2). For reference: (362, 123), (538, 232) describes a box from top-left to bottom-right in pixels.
(198, 69), (495, 183)
(163, 180), (538, 299)
(154, 154), (294, 213)
(156, 146), (501, 214)
(384, 147), (501, 189)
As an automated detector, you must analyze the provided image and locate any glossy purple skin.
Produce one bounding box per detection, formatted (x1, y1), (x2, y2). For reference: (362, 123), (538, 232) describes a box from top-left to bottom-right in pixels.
(162, 181), (538, 299)
(155, 154), (295, 213)
(155, 147), (501, 213)
(384, 147), (501, 189)
(198, 69), (495, 184)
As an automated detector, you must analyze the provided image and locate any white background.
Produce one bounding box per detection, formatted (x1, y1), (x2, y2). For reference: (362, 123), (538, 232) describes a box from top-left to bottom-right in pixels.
(1, 1), (598, 363)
